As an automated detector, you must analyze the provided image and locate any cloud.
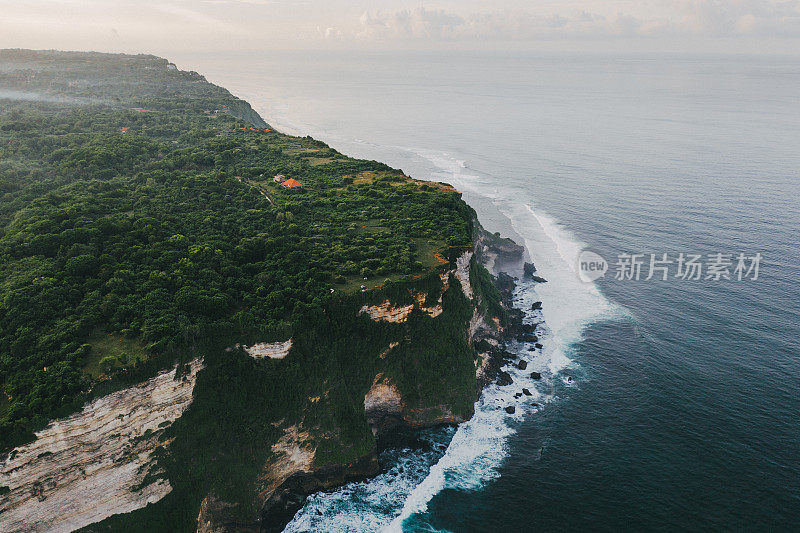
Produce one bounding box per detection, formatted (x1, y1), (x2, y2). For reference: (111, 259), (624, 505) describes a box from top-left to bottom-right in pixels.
(671, 0), (800, 37)
(356, 8), (464, 40)
(0, 0), (798, 54)
(350, 1), (800, 42)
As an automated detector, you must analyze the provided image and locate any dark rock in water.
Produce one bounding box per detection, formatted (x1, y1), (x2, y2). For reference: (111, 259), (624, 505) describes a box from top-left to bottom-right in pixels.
(501, 350), (517, 361)
(531, 275), (548, 283)
(528, 346), (537, 352)
(495, 272), (517, 293)
(316, 509), (323, 515)
(535, 343), (543, 349)
(516, 359), (528, 370)
(505, 406), (516, 414)
(530, 371), (541, 380)
(517, 324), (538, 342)
(496, 371), (513, 386)
(531, 301), (543, 310)
(522, 388), (532, 396)
(531, 402), (539, 407)
(514, 393), (522, 399)
(523, 262), (537, 277)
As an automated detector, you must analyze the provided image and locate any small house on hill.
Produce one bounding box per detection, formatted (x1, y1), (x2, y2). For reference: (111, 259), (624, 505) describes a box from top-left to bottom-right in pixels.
(282, 178), (303, 189)
(273, 174), (286, 183)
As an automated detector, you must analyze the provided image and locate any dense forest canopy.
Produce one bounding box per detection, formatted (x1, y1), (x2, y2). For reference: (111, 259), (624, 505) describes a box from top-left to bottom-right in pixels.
(0, 50), (473, 455)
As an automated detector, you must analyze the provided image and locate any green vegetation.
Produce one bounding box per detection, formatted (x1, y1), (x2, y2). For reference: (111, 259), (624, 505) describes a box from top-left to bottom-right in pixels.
(0, 50), (498, 530)
(82, 331), (149, 379)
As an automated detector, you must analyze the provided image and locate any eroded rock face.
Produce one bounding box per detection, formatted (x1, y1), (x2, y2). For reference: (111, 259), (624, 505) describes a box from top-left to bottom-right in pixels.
(363, 374), (468, 436)
(473, 223), (524, 271)
(363, 374), (405, 436)
(259, 426), (316, 502)
(0, 359), (204, 533)
(359, 251), (474, 325)
(454, 251), (474, 300)
(359, 301), (415, 323)
(255, 426), (378, 533)
(241, 339), (292, 360)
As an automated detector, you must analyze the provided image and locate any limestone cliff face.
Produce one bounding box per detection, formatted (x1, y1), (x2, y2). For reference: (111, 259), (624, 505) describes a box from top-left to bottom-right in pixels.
(363, 374), (405, 435)
(0, 359), (203, 533)
(249, 425), (379, 533)
(362, 250), (479, 434)
(363, 373), (468, 436)
(227, 339), (293, 360)
(358, 250), (473, 325)
(251, 250), (483, 532)
(473, 220), (524, 272)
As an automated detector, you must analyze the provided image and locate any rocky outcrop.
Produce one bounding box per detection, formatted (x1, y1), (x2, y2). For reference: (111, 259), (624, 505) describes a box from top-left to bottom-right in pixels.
(363, 374), (468, 439)
(197, 423), (379, 533)
(454, 251), (473, 300)
(226, 339), (293, 359)
(259, 453), (378, 533)
(0, 359), (204, 533)
(359, 294), (442, 323)
(243, 339), (292, 360)
(259, 426), (317, 502)
(360, 250), (475, 325)
(523, 262), (537, 277)
(359, 300), (415, 323)
(254, 426), (378, 533)
(473, 222), (524, 271)
(496, 371), (513, 386)
(363, 375), (405, 436)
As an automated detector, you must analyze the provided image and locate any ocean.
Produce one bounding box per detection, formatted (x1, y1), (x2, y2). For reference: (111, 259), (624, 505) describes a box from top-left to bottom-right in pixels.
(173, 51), (800, 531)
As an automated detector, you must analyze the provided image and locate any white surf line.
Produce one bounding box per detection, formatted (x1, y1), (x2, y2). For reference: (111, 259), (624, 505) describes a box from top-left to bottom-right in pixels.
(384, 150), (626, 532)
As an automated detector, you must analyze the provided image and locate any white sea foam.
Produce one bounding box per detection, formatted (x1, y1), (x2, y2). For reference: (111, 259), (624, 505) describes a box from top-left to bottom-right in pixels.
(283, 429), (454, 533)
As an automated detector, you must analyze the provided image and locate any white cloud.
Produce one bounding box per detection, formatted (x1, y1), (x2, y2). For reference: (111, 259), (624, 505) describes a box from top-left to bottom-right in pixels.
(350, 1), (800, 42)
(0, 0), (798, 53)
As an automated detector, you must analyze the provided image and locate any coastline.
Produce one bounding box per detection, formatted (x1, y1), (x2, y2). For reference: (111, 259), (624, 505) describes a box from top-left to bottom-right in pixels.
(252, 108), (619, 531)
(0, 51), (582, 533)
(259, 221), (532, 532)
(278, 222), (557, 532)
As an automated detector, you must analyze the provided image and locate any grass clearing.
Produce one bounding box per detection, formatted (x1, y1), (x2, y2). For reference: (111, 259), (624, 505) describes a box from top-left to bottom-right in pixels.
(83, 330), (150, 379)
(305, 157), (336, 166)
(414, 238), (448, 270)
(337, 273), (406, 293)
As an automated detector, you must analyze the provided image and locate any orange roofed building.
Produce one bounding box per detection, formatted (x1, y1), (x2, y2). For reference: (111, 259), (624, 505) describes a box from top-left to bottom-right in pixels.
(282, 178), (303, 189)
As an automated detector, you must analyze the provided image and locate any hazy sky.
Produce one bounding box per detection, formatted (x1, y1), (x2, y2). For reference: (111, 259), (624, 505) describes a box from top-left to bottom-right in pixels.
(1, 0), (799, 55)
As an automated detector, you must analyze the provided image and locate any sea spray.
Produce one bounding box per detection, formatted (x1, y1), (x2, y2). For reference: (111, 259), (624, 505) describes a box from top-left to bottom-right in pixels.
(283, 429), (456, 532)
